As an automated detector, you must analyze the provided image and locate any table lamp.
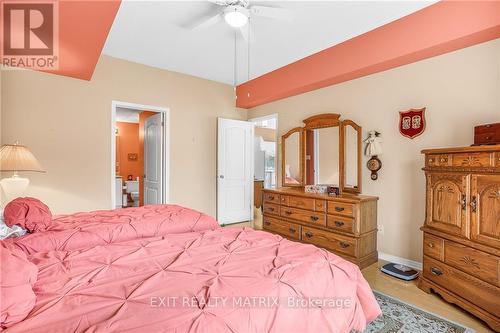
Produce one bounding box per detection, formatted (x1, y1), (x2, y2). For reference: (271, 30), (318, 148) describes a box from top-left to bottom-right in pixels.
(0, 142), (45, 202)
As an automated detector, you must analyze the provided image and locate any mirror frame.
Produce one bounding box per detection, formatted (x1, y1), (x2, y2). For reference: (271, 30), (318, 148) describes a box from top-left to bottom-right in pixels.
(280, 113), (363, 194)
(341, 119), (362, 194)
(281, 127), (305, 187)
(303, 114), (344, 189)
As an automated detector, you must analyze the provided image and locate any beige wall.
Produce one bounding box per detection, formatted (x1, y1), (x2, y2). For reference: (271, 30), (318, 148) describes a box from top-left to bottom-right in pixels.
(248, 39), (500, 263)
(1, 55), (246, 215)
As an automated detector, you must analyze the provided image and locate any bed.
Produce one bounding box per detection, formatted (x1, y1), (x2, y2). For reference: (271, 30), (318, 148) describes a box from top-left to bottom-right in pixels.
(1, 204), (380, 332)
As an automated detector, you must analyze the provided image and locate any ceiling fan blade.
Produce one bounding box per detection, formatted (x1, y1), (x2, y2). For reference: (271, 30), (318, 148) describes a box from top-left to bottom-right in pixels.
(207, 0), (229, 6)
(250, 5), (293, 21)
(188, 13), (222, 30)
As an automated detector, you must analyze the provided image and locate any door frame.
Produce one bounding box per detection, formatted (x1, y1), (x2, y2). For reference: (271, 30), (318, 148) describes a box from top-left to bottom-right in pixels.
(111, 101), (170, 209)
(248, 114), (278, 189)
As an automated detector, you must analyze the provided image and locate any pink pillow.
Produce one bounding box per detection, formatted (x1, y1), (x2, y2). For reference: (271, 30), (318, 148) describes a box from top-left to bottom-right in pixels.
(4, 197), (52, 232)
(0, 243), (38, 328)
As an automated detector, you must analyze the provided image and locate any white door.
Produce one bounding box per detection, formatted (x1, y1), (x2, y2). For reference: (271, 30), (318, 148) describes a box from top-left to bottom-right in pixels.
(144, 113), (163, 205)
(217, 118), (254, 224)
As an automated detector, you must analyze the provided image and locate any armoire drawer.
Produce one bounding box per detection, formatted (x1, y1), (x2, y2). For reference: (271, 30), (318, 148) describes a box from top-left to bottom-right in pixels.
(326, 215), (354, 234)
(327, 201), (354, 217)
(423, 256), (500, 316)
(423, 233), (444, 261)
(288, 196), (315, 210)
(263, 202), (280, 216)
(444, 241), (499, 286)
(263, 192), (280, 204)
(451, 152), (494, 168)
(280, 206), (326, 227)
(263, 216), (301, 240)
(302, 226), (356, 257)
(426, 154), (451, 167)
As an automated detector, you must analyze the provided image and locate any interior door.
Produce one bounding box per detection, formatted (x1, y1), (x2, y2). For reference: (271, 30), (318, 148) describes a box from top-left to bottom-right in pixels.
(144, 113), (163, 205)
(470, 174), (500, 248)
(217, 118), (254, 224)
(426, 172), (469, 237)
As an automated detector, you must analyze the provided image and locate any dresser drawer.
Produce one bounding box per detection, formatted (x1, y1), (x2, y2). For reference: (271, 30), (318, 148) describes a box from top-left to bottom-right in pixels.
(314, 200), (326, 212)
(423, 256), (500, 316)
(263, 192), (280, 204)
(280, 195), (289, 206)
(302, 226), (356, 257)
(288, 196), (315, 210)
(444, 241), (499, 286)
(326, 215), (354, 234)
(423, 233), (444, 261)
(263, 202), (280, 216)
(281, 206), (326, 227)
(451, 152), (493, 168)
(263, 216), (301, 240)
(327, 201), (355, 217)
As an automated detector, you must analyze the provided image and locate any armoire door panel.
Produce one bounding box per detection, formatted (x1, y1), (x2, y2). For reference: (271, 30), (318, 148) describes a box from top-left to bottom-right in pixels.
(471, 174), (500, 249)
(426, 173), (469, 238)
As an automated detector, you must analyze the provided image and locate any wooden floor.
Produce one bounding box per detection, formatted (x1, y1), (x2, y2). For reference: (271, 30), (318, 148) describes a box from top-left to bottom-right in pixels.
(224, 211), (494, 333)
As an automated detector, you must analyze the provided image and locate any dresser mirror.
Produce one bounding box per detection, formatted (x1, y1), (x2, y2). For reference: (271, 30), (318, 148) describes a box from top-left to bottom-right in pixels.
(305, 126), (340, 185)
(281, 113), (362, 194)
(342, 120), (362, 194)
(281, 127), (304, 187)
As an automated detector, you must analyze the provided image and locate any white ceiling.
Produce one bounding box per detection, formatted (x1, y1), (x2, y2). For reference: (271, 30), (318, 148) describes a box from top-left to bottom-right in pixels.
(103, 0), (436, 85)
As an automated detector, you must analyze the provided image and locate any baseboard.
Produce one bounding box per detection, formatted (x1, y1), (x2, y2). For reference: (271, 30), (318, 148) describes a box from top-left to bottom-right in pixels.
(379, 252), (422, 271)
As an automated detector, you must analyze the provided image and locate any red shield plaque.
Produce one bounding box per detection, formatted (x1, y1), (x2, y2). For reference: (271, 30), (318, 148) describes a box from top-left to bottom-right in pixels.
(399, 108), (426, 139)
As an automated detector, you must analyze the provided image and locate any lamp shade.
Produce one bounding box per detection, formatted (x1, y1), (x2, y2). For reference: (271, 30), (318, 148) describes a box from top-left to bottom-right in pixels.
(0, 144), (45, 172)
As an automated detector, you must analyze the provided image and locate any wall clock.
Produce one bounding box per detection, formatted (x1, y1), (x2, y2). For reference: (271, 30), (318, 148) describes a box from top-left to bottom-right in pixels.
(367, 156), (382, 180)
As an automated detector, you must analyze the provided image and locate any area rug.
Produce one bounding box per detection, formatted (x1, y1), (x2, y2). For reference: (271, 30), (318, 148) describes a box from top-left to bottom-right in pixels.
(360, 291), (475, 333)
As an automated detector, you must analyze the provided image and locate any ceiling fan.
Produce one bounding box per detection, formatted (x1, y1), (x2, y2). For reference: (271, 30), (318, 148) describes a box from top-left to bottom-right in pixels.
(188, 0), (294, 42)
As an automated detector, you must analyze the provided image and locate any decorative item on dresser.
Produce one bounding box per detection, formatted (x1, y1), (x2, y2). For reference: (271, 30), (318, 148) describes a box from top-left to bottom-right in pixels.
(473, 122), (500, 146)
(419, 145), (500, 331)
(263, 113), (379, 269)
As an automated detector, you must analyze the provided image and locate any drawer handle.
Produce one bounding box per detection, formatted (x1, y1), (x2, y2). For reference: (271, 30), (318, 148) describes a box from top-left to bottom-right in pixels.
(339, 242), (350, 248)
(440, 157), (448, 163)
(264, 221), (271, 226)
(268, 207), (275, 212)
(427, 242), (434, 248)
(430, 267), (443, 276)
(305, 232), (313, 238)
(428, 158), (434, 164)
(284, 210), (292, 215)
(470, 196), (477, 213)
(310, 216), (319, 221)
(288, 228), (296, 234)
(334, 221), (345, 227)
(334, 207), (345, 212)
(268, 195), (275, 200)
(460, 194), (467, 210)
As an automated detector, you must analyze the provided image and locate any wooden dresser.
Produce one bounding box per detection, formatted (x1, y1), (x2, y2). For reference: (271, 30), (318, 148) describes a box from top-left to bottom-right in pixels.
(419, 145), (500, 331)
(262, 187), (378, 268)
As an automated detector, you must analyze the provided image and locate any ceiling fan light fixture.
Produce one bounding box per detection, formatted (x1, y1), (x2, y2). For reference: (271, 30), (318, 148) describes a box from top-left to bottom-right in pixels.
(224, 5), (249, 28)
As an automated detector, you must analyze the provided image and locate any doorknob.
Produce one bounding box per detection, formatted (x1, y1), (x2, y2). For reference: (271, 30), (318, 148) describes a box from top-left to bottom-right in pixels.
(219, 175), (225, 179)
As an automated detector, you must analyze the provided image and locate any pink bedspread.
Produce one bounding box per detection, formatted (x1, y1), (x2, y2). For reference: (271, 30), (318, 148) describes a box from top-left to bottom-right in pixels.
(5, 227), (380, 332)
(4, 205), (219, 254)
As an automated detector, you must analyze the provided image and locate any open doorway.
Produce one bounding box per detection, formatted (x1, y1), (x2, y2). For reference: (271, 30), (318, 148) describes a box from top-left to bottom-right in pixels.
(111, 101), (170, 209)
(249, 114), (278, 212)
(250, 114), (278, 189)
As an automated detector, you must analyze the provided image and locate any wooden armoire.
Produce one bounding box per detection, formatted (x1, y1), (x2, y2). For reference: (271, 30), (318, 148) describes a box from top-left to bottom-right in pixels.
(419, 145), (500, 331)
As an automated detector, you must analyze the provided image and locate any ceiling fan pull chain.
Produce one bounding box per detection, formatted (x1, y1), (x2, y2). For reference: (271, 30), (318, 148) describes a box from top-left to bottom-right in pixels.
(233, 29), (237, 98)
